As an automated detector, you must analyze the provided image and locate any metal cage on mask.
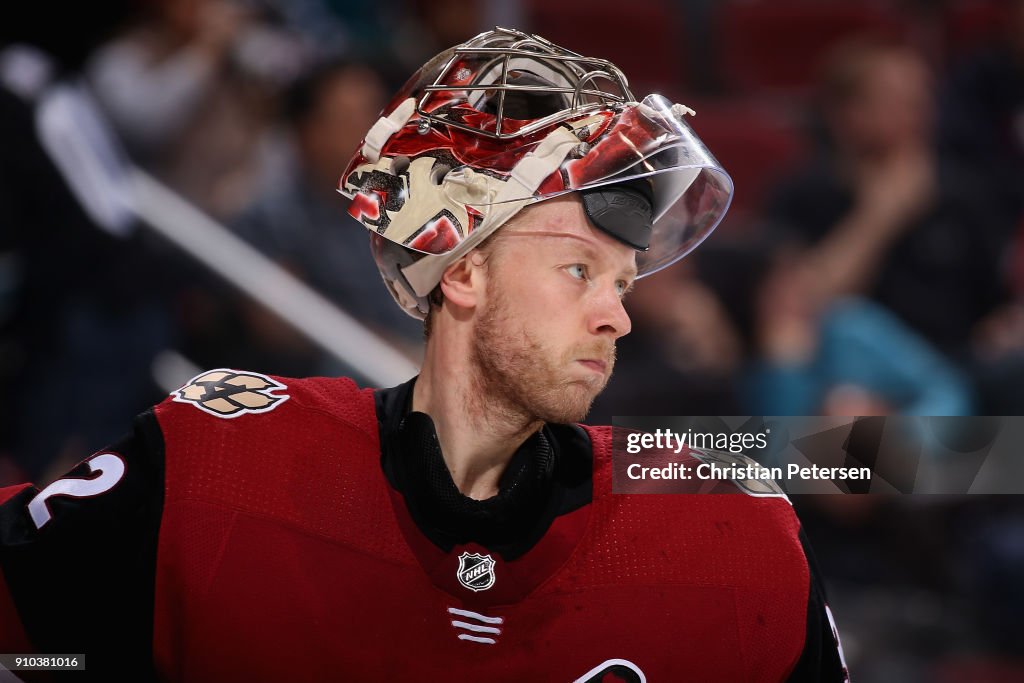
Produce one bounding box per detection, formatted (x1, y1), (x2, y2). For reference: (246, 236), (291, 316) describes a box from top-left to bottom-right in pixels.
(339, 27), (734, 319)
(417, 27), (633, 140)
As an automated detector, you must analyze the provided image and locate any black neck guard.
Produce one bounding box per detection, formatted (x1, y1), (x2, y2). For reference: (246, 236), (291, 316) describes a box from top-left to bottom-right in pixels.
(396, 410), (554, 547)
(375, 377), (592, 561)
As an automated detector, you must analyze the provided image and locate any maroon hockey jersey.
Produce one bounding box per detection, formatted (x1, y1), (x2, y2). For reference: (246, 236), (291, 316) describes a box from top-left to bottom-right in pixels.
(0, 370), (846, 681)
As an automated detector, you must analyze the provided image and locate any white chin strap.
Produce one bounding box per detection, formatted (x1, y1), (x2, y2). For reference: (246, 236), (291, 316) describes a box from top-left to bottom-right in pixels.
(399, 125), (581, 299)
(361, 97), (417, 163)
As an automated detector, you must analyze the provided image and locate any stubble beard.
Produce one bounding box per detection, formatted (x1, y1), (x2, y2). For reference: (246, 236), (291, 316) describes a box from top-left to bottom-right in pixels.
(469, 289), (615, 426)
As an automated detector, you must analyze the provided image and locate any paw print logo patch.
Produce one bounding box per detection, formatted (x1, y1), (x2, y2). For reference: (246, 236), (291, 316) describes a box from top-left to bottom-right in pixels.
(172, 369), (289, 419)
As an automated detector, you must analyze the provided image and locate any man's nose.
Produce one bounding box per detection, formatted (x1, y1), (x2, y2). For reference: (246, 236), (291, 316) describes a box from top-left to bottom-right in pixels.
(588, 283), (632, 339)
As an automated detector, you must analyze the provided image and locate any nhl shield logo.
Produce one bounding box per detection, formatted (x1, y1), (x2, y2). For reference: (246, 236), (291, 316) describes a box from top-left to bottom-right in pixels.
(457, 552), (496, 592)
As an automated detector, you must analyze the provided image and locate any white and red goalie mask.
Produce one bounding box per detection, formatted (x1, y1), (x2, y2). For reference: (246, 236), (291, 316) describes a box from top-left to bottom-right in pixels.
(339, 27), (734, 319)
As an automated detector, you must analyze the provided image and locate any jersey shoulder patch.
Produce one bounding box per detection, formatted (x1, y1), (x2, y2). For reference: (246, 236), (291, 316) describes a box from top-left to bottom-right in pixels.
(170, 368), (289, 419)
(688, 447), (791, 503)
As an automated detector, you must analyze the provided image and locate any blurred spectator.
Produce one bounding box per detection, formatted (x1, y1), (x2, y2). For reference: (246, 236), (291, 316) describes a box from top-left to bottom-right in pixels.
(762, 37), (1012, 359)
(229, 59), (421, 377)
(87, 0), (302, 219)
(747, 288), (973, 416)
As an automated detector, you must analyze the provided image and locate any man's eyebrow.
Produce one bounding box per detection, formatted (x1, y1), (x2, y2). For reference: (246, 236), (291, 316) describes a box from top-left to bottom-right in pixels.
(501, 229), (593, 244)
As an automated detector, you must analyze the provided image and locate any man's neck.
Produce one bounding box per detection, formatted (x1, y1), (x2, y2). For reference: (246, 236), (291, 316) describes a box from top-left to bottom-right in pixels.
(413, 353), (542, 501)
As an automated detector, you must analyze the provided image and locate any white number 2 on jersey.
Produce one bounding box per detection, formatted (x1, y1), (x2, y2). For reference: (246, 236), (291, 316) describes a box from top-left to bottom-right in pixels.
(27, 453), (126, 529)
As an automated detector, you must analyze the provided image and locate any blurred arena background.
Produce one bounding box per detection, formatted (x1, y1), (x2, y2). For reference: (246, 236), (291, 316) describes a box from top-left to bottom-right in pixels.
(1, 0), (1022, 679)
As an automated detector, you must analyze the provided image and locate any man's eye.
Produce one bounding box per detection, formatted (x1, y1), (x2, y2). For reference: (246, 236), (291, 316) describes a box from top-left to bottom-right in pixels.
(567, 264), (588, 280)
(615, 280), (629, 296)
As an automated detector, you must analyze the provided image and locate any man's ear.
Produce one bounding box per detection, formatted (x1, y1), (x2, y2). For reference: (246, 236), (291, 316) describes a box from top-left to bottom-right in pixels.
(438, 251), (487, 310)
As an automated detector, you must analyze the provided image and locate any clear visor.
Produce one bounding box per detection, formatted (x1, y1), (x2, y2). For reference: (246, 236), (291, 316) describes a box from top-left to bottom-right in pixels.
(436, 93), (733, 276)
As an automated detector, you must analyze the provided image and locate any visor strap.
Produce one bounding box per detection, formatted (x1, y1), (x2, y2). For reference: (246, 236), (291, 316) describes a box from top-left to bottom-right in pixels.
(399, 125), (580, 298)
(361, 97), (416, 163)
(500, 126), (579, 202)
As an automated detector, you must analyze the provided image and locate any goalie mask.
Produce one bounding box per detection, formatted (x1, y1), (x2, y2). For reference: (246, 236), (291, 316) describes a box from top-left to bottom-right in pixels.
(339, 27), (734, 319)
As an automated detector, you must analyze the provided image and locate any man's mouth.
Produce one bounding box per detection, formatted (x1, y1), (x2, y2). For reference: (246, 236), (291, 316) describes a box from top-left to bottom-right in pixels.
(578, 359), (608, 374)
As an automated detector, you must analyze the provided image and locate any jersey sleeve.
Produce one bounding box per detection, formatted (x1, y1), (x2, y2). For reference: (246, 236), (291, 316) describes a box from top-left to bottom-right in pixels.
(0, 409), (165, 680)
(786, 528), (851, 682)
